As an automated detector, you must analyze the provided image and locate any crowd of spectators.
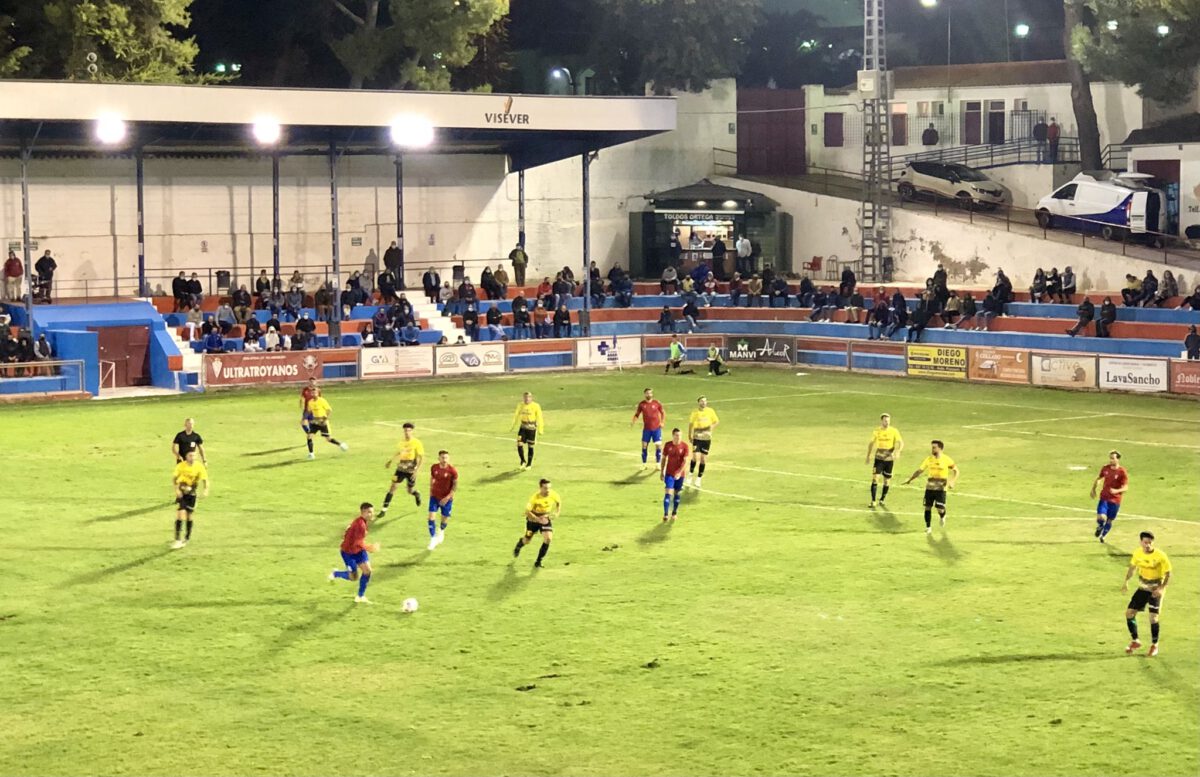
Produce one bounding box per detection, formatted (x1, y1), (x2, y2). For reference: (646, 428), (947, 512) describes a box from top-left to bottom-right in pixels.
(0, 329), (54, 376)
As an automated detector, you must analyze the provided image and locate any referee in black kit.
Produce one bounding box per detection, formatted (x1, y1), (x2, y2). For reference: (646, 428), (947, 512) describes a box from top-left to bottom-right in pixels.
(172, 417), (208, 465)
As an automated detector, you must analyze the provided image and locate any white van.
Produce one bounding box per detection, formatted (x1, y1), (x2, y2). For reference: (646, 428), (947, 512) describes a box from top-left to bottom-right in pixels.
(1035, 172), (1168, 244)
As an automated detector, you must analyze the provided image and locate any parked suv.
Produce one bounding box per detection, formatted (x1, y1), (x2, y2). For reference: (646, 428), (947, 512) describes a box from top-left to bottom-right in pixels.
(896, 161), (1011, 209)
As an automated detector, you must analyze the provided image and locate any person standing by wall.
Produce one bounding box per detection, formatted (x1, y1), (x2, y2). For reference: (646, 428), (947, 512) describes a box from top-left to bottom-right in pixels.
(508, 242), (528, 287)
(1046, 118), (1060, 163)
(3, 251), (22, 301)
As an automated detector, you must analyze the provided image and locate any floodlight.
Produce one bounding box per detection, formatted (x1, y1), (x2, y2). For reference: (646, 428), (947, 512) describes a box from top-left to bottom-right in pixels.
(95, 114), (127, 145)
(389, 115), (435, 148)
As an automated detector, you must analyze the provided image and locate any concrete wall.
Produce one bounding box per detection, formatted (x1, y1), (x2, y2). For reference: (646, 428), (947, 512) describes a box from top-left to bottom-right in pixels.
(715, 176), (1192, 294)
(0, 81), (736, 295)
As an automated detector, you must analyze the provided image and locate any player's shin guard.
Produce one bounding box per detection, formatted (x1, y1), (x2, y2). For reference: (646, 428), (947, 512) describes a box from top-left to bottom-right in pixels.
(924, 508), (932, 528)
(427, 519), (437, 538)
(655, 447), (662, 463)
(536, 542), (550, 564)
(672, 493), (681, 514)
(174, 519), (182, 540)
(642, 448), (648, 463)
(526, 445), (535, 466)
(689, 460), (697, 474)
(328, 437), (342, 446)
(185, 519), (193, 539)
(1126, 617), (1138, 639)
(513, 538), (525, 556)
(517, 444), (526, 465)
(698, 462), (706, 477)
(662, 494), (671, 516)
(1151, 622), (1159, 643)
(357, 574), (370, 597)
(1101, 519), (1114, 539)
(881, 484), (890, 501)
(307, 439), (314, 453)
(333, 570), (351, 580)
(382, 492), (394, 508)
(871, 483), (878, 501)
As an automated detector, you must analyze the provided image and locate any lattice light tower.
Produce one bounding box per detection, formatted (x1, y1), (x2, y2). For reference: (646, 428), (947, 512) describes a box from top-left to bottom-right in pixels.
(859, 0), (892, 281)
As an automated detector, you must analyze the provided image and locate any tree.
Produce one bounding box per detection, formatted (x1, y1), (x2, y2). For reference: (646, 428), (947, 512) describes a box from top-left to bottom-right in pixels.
(739, 9), (859, 89)
(327, 0), (509, 90)
(1063, 0), (1103, 170)
(588, 0), (762, 95)
(1073, 0), (1200, 104)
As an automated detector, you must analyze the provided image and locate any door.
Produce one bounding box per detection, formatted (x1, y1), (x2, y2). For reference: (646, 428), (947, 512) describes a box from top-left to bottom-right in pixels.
(987, 112), (1006, 144)
(1134, 160), (1181, 234)
(891, 113), (908, 147)
(1129, 191), (1150, 234)
(1049, 183), (1078, 219)
(963, 102), (982, 145)
(824, 113), (844, 147)
(90, 325), (151, 387)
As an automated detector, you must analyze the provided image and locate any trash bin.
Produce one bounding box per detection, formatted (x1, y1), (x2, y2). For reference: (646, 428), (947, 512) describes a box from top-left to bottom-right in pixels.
(215, 270), (231, 292)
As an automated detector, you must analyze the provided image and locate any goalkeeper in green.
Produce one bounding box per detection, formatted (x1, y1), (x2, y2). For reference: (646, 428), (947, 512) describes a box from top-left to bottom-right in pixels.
(706, 345), (730, 376)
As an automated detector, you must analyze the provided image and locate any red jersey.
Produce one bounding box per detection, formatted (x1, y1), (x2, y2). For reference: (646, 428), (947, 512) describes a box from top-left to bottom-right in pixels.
(429, 463), (459, 501)
(1098, 464), (1128, 503)
(301, 385), (318, 408)
(634, 399), (665, 430)
(662, 440), (690, 476)
(340, 516), (368, 553)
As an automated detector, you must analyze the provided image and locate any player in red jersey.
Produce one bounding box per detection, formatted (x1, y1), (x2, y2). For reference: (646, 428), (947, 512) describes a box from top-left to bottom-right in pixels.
(631, 387), (666, 468)
(425, 450), (459, 551)
(1090, 449), (1129, 543)
(659, 428), (690, 521)
(328, 502), (379, 604)
(300, 377), (319, 432)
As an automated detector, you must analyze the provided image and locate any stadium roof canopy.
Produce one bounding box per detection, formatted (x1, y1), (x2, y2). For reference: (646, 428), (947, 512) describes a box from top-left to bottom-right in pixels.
(0, 80), (677, 171)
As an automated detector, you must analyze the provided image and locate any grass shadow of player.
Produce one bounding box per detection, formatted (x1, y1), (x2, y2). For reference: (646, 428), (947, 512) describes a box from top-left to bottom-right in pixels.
(926, 532), (964, 564)
(637, 522), (673, 546)
(266, 601), (353, 658)
(248, 458), (306, 471)
(377, 551), (429, 580)
(487, 563), (534, 602)
(477, 469), (522, 485)
(68, 547), (174, 586)
(610, 469), (656, 487)
(89, 501), (175, 523)
(934, 651), (1123, 667)
(869, 506), (903, 533)
(244, 446), (303, 457)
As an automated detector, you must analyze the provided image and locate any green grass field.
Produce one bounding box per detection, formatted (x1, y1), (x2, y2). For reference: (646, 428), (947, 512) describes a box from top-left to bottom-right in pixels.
(2, 367), (1198, 777)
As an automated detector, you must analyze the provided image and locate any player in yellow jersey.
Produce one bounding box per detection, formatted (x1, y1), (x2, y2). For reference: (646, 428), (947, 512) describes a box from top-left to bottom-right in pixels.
(378, 422), (425, 520)
(513, 478), (562, 568)
(1121, 531), (1171, 657)
(510, 391), (544, 470)
(902, 440), (959, 535)
(304, 388), (348, 459)
(171, 450), (209, 549)
(686, 396), (719, 488)
(866, 413), (904, 508)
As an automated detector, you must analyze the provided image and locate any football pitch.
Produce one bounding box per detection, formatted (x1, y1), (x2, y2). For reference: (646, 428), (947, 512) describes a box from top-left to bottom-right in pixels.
(1, 367), (1197, 777)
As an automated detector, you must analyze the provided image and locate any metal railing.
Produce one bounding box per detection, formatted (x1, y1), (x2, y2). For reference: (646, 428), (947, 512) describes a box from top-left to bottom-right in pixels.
(713, 147), (738, 176)
(890, 137), (1081, 176)
(0, 358), (86, 393)
(46, 263), (374, 302)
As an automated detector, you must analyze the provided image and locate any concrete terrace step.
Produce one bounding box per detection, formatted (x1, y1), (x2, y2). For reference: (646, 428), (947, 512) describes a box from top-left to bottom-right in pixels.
(1007, 301), (1198, 324)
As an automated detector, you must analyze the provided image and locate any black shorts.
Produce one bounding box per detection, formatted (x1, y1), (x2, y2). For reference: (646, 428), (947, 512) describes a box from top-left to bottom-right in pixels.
(177, 492), (197, 512)
(393, 468), (416, 486)
(518, 427), (537, 444)
(1127, 587), (1163, 614)
(692, 438), (712, 455)
(873, 458), (895, 477)
(923, 488), (947, 509)
(309, 420), (330, 435)
(525, 519), (552, 534)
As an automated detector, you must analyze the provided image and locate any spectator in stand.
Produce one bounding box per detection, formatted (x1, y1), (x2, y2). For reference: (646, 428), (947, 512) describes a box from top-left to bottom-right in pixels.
(422, 267), (440, 304)
(931, 263), (949, 308)
(401, 321), (421, 347)
(4, 250), (22, 301)
(769, 275), (790, 308)
(266, 313), (282, 334)
(846, 290), (866, 324)
(668, 228), (683, 267)
(1059, 266), (1076, 303)
(288, 270), (305, 293)
(437, 335), (448, 346)
(1, 330), (22, 374)
(906, 294), (932, 342)
(244, 315), (262, 344)
(458, 280), (479, 311)
(438, 281), (455, 315)
(735, 234), (753, 275)
(183, 307), (203, 341)
(371, 305), (389, 333)
(681, 298), (701, 333)
(761, 265), (776, 291)
(810, 287), (839, 322)
(508, 242), (528, 286)
(1045, 267), (1062, 302)
(992, 269), (1013, 305)
(512, 294), (533, 339)
(807, 287), (827, 320)
(661, 265), (679, 294)
(536, 277), (553, 308)
(378, 267), (398, 304)
(296, 311), (317, 345)
(711, 236), (727, 277)
(462, 304), (479, 341)
(1029, 268), (1047, 303)
(884, 296), (908, 338)
(203, 327), (225, 354)
(746, 274), (763, 307)
(1179, 285), (1200, 311)
(383, 241), (402, 279)
(867, 299), (891, 340)
(975, 291), (1002, 331)
(553, 303), (572, 338)
(797, 275), (816, 308)
(658, 305), (675, 333)
(494, 265), (510, 299)
(171, 271), (189, 311)
(378, 321), (398, 347)
(1185, 326), (1200, 360)
(679, 275), (698, 306)
(270, 287), (288, 316)
(533, 301), (551, 339)
(613, 273), (634, 308)
(957, 292), (977, 329)
(284, 286), (304, 319)
(394, 293), (416, 327)
(728, 272), (743, 307)
(347, 270), (365, 301)
(839, 265), (857, 299)
(689, 261), (709, 289)
(1150, 270), (1177, 307)
(552, 273), (573, 310)
(1136, 270), (1159, 307)
(32, 333), (52, 375)
(485, 305), (505, 339)
(264, 326), (281, 352)
(1121, 274), (1141, 306)
(256, 288), (272, 313)
(34, 250), (57, 303)
(1065, 296), (1095, 337)
(480, 265), (500, 300)
(1095, 297), (1117, 338)
(561, 265), (576, 285)
(359, 322), (376, 348)
(700, 273), (718, 307)
(314, 283), (334, 322)
(255, 270), (272, 296)
(589, 265), (606, 308)
(603, 262), (619, 289)
(201, 315), (218, 338)
(214, 301), (236, 335)
(941, 291), (961, 328)
(922, 122), (940, 147)
(232, 284), (252, 323)
(185, 272), (203, 310)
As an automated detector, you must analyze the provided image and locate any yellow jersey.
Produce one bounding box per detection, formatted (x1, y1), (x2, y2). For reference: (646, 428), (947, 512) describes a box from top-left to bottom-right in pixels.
(173, 460), (209, 489)
(918, 453), (956, 487)
(871, 426), (903, 460)
(688, 407), (720, 440)
(306, 396), (332, 419)
(513, 401), (544, 431)
(393, 437), (425, 470)
(527, 489), (562, 518)
(1129, 548), (1171, 585)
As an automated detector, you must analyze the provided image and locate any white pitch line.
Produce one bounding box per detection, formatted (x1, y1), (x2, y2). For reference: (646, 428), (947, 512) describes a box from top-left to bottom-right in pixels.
(376, 422), (1199, 527)
(963, 413), (1112, 429)
(976, 428), (1200, 450)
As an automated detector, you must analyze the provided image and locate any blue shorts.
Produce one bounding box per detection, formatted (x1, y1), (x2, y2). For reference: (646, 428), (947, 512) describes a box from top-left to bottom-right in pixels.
(663, 474), (684, 492)
(301, 411), (314, 428)
(642, 428), (663, 444)
(1097, 500), (1120, 521)
(428, 497), (453, 518)
(340, 549), (369, 572)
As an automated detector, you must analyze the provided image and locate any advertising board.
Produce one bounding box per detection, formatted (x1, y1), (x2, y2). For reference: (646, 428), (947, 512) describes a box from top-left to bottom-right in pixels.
(1097, 357), (1168, 393)
(434, 343), (507, 376)
(359, 346), (435, 379)
(1030, 353), (1097, 388)
(574, 336), (643, 368)
(1170, 360), (1200, 396)
(204, 351), (323, 387)
(725, 336), (794, 364)
(967, 347), (1030, 385)
(906, 345), (967, 379)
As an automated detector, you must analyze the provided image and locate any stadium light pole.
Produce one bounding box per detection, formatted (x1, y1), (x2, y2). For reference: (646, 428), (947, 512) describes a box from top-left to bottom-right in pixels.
(253, 118), (283, 285)
(518, 168), (526, 252)
(581, 151), (594, 337)
(329, 140), (342, 329)
(390, 115), (435, 289)
(94, 114), (136, 294)
(19, 136), (34, 321)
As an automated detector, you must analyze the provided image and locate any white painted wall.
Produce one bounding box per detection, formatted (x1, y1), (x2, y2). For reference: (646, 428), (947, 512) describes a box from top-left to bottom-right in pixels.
(0, 81), (736, 295)
(1128, 142), (1200, 241)
(715, 176), (1192, 294)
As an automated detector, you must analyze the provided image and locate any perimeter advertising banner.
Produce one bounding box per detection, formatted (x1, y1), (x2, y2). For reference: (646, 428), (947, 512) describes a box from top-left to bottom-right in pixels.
(575, 336), (644, 368)
(204, 351), (324, 387)
(434, 343), (507, 376)
(1031, 353), (1097, 388)
(968, 347), (1030, 385)
(1170, 360), (1200, 396)
(359, 346), (435, 379)
(1098, 357), (1168, 393)
(906, 345), (967, 379)
(725, 336), (794, 364)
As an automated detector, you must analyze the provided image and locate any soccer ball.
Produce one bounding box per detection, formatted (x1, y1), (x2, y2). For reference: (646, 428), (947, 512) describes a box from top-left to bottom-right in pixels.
(402, 597), (419, 613)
